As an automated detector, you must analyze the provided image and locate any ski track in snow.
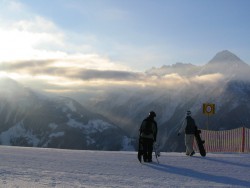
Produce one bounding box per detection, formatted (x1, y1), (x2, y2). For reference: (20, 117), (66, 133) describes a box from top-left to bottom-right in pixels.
(0, 146), (250, 187)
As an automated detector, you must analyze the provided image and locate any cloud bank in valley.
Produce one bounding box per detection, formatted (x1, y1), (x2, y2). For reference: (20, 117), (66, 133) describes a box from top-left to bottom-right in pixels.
(0, 56), (226, 94)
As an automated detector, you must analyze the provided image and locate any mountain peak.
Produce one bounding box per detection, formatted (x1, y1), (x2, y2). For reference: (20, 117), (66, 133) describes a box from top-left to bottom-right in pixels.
(208, 50), (244, 65)
(199, 50), (250, 78)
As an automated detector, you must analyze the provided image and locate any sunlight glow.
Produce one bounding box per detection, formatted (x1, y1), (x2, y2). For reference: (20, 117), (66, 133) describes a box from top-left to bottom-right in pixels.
(0, 15), (66, 62)
(0, 71), (30, 80)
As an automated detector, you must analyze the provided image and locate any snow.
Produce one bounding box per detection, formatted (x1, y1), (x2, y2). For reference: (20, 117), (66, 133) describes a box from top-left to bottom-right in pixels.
(65, 100), (77, 112)
(66, 117), (114, 133)
(0, 146), (250, 188)
(121, 136), (135, 151)
(49, 132), (64, 138)
(48, 123), (58, 130)
(0, 124), (39, 146)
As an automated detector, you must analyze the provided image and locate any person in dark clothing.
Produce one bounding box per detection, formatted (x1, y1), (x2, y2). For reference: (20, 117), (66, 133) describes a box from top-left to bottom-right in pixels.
(139, 111), (158, 162)
(178, 110), (197, 156)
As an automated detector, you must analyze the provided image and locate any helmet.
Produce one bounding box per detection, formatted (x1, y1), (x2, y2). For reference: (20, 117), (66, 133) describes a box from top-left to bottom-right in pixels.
(186, 110), (191, 116)
(149, 111), (156, 117)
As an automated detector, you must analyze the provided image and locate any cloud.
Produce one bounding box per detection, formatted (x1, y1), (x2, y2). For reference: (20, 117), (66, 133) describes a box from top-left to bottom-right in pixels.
(191, 73), (224, 84)
(140, 72), (226, 89)
(161, 73), (190, 85)
(0, 56), (142, 93)
(0, 53), (131, 72)
(0, 16), (66, 62)
(71, 69), (141, 81)
(0, 0), (138, 92)
(0, 55), (226, 94)
(0, 1), (129, 65)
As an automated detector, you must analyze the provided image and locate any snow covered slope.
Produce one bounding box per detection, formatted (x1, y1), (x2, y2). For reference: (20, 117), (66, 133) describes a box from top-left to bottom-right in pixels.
(0, 146), (249, 187)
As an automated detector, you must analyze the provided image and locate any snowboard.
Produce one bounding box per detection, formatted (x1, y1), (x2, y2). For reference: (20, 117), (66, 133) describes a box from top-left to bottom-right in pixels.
(194, 129), (206, 157)
(137, 137), (143, 163)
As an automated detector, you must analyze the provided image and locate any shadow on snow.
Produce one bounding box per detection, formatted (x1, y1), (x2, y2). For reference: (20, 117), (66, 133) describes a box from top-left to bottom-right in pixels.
(144, 162), (250, 187)
(201, 155), (250, 168)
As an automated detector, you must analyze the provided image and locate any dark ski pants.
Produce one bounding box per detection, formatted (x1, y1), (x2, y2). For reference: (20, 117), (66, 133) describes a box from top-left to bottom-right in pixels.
(142, 138), (154, 162)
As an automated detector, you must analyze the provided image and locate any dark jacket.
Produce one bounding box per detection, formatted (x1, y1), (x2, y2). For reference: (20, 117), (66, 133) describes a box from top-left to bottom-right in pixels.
(139, 117), (158, 141)
(185, 116), (197, 134)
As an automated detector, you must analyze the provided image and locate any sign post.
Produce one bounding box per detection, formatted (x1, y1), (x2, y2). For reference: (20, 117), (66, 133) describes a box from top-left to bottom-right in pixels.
(203, 103), (215, 130)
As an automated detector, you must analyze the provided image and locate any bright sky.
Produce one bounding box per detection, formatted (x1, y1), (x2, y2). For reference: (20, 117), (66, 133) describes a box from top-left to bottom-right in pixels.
(0, 0), (250, 93)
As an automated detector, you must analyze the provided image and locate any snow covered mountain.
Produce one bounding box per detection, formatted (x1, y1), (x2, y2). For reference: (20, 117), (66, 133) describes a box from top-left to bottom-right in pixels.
(146, 62), (200, 77)
(199, 50), (250, 79)
(86, 50), (250, 152)
(1, 50), (249, 152)
(0, 78), (133, 150)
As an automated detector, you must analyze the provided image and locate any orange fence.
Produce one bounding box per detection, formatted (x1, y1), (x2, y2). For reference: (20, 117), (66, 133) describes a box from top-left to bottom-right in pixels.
(194, 127), (250, 153)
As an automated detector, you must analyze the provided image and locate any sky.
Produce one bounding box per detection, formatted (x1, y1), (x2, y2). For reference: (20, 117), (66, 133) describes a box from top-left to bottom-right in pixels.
(0, 0), (250, 93)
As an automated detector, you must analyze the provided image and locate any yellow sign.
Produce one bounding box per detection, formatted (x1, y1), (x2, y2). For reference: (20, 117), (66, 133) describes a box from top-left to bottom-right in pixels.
(203, 103), (215, 115)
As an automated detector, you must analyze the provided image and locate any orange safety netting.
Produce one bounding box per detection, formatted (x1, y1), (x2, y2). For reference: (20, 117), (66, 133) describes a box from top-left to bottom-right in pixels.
(193, 127), (250, 153)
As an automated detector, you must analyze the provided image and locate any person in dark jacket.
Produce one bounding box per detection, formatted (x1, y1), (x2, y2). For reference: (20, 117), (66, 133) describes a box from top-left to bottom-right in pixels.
(139, 111), (158, 162)
(178, 110), (197, 156)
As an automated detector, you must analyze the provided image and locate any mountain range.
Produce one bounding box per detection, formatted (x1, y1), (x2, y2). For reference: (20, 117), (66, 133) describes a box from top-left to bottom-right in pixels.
(84, 50), (250, 151)
(0, 78), (133, 150)
(1, 50), (250, 152)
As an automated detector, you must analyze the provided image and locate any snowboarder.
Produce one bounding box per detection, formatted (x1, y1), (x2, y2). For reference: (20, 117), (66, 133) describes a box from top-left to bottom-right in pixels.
(139, 111), (158, 162)
(178, 110), (197, 156)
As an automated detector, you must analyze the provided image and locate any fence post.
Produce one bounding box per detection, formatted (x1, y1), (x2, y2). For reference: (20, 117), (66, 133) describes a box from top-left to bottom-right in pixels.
(242, 127), (245, 153)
